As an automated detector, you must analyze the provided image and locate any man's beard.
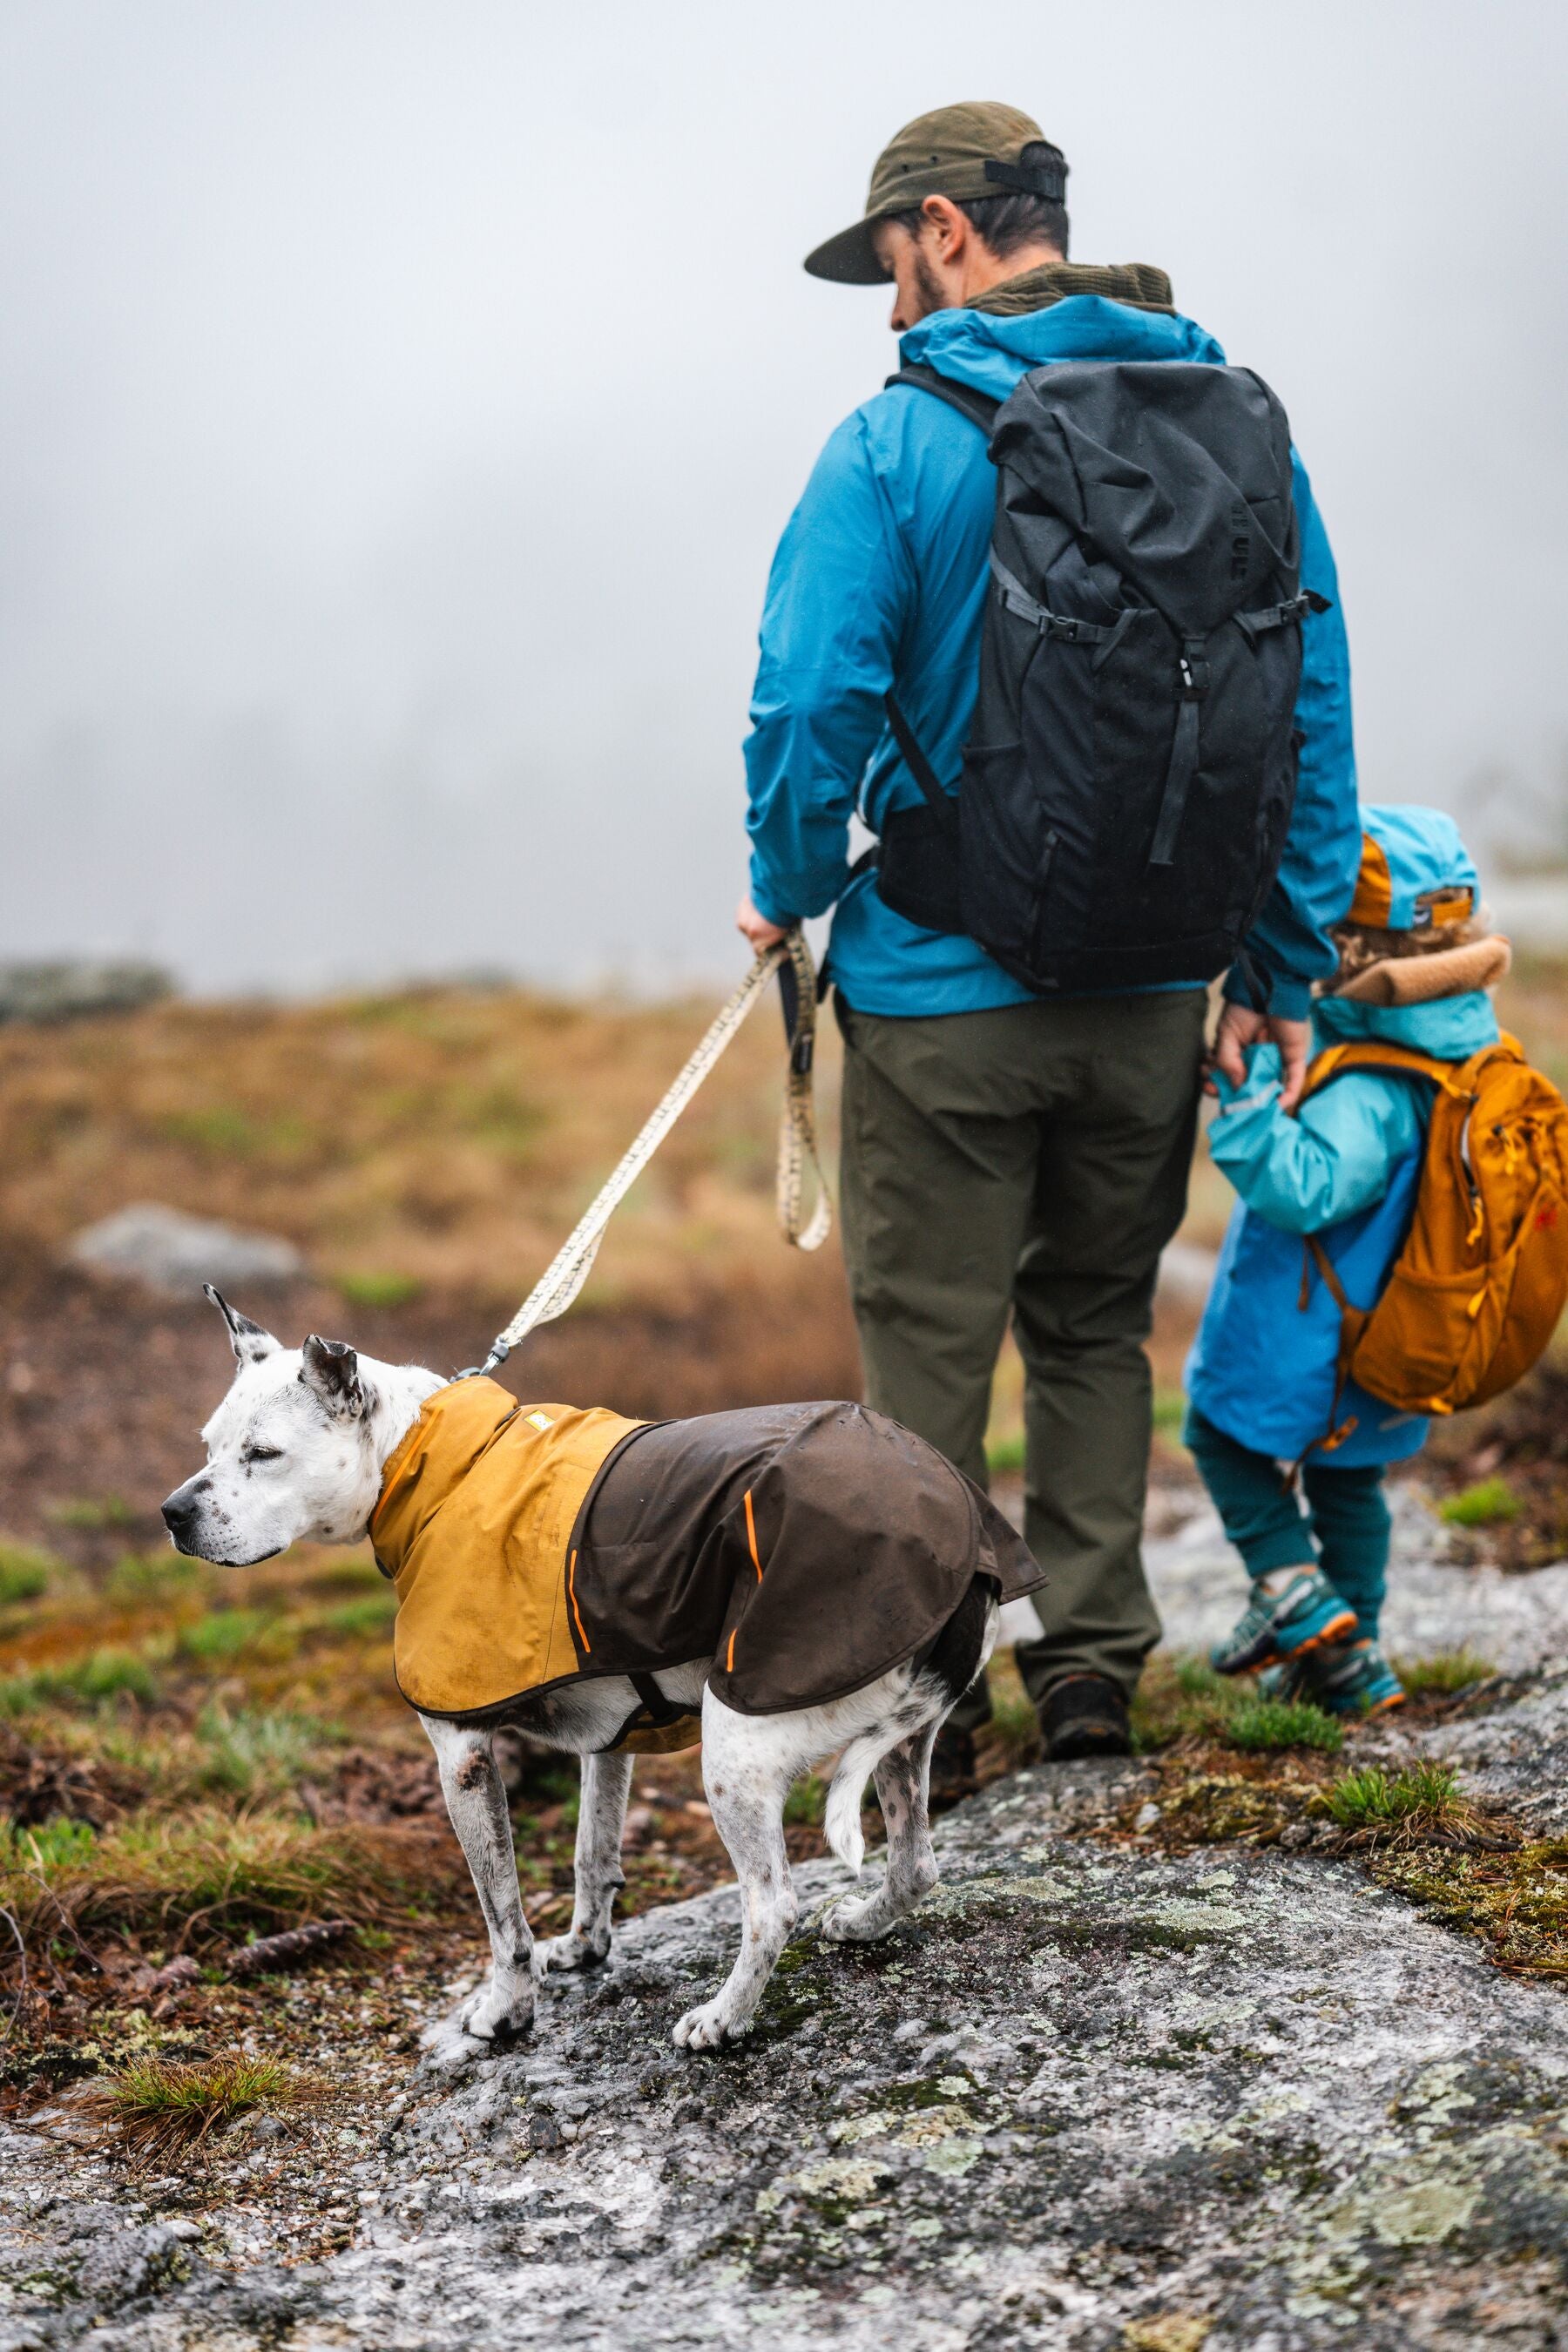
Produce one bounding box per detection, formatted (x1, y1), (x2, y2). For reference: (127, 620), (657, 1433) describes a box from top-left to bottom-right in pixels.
(911, 247), (948, 319)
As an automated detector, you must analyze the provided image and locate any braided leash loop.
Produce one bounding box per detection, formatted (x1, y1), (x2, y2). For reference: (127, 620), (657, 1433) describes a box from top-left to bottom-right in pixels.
(479, 929), (829, 1375)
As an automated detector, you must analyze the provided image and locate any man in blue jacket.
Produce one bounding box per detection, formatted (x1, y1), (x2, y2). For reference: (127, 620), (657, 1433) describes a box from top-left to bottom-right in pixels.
(736, 102), (1361, 1771)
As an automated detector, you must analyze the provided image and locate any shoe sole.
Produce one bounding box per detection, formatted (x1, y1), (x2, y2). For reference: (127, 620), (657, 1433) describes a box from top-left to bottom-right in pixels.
(1246, 1606), (1361, 1675)
(1044, 1730), (1131, 1762)
(1213, 1602), (1359, 1679)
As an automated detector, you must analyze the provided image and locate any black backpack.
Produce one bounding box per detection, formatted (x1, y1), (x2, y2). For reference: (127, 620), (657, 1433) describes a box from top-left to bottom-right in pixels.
(873, 360), (1326, 996)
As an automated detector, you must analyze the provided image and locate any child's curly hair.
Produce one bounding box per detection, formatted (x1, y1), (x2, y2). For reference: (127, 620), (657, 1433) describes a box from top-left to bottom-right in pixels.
(1330, 904), (1492, 982)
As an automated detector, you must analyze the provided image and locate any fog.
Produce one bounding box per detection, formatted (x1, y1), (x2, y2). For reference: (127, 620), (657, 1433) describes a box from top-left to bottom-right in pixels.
(3, 0), (1566, 995)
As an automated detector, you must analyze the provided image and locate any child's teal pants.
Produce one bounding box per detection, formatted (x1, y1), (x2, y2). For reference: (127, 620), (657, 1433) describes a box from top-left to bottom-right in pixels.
(1184, 1406), (1392, 1639)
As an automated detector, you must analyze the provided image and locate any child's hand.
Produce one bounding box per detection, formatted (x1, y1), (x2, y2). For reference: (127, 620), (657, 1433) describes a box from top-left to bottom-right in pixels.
(1206, 1006), (1312, 1112)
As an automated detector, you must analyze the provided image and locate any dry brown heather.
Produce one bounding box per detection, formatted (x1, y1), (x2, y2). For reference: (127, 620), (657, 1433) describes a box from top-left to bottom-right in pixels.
(0, 983), (837, 1308)
(2, 961), (1566, 2120)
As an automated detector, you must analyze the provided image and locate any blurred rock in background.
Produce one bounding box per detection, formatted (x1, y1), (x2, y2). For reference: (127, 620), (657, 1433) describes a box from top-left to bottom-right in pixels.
(0, 961), (173, 1024)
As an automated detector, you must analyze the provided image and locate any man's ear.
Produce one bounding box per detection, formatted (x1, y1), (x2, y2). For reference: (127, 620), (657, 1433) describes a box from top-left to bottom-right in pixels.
(205, 1284), (280, 1368)
(300, 1333), (367, 1418)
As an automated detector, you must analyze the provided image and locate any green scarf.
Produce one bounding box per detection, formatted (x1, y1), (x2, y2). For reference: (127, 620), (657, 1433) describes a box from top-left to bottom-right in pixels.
(967, 260), (1174, 317)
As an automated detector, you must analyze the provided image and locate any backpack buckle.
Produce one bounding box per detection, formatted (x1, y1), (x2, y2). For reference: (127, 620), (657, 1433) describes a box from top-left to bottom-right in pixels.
(1177, 639), (1211, 700)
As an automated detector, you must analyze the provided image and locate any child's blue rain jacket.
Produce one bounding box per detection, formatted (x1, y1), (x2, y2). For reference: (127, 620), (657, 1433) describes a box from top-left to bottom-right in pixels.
(1185, 987), (1500, 1467)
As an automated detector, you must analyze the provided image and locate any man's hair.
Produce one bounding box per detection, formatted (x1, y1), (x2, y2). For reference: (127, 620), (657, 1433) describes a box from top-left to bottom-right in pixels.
(887, 139), (1069, 261)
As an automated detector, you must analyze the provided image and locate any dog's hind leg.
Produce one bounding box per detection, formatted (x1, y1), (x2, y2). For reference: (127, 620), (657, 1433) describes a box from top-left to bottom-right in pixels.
(820, 1719), (941, 1943)
(534, 1750), (632, 1978)
(672, 1694), (800, 2051)
(422, 1716), (535, 2051)
(821, 1581), (997, 1945)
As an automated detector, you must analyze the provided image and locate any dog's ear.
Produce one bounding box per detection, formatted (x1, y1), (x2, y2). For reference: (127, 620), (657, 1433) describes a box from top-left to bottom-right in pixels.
(300, 1333), (366, 1418)
(205, 1284), (280, 1368)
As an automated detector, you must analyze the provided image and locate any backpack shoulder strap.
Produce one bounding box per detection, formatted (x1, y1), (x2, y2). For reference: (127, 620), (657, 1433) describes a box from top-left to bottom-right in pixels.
(884, 364), (1002, 437)
(1301, 1038), (1490, 1102)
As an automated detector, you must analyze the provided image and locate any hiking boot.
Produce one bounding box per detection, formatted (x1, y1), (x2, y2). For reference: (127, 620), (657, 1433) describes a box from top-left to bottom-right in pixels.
(1209, 1568), (1359, 1677)
(927, 1723), (978, 1810)
(1303, 1637), (1407, 1720)
(1040, 1674), (1131, 1761)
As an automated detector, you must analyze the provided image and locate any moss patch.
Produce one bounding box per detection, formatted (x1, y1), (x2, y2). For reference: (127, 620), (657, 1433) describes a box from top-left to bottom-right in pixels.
(1373, 1839), (1568, 1977)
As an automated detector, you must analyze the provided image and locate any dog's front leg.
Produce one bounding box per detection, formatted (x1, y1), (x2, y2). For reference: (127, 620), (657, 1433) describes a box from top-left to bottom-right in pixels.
(672, 1694), (798, 2051)
(534, 1750), (632, 1978)
(422, 1716), (535, 2047)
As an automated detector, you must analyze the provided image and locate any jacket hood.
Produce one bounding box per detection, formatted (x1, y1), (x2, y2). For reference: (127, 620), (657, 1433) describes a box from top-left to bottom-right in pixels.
(897, 299), (1227, 404)
(1314, 989), (1501, 1058)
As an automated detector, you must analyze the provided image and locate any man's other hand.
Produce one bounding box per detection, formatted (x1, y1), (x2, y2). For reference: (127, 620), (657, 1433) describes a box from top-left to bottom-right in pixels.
(1207, 1003), (1313, 1114)
(735, 894), (789, 956)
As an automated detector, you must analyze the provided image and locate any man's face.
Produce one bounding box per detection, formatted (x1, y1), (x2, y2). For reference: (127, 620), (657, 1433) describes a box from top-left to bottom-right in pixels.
(870, 217), (954, 334)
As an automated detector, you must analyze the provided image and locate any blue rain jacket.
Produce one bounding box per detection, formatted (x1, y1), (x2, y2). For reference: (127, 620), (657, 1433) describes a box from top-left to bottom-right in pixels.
(744, 297), (1361, 1019)
(1185, 985), (1502, 1466)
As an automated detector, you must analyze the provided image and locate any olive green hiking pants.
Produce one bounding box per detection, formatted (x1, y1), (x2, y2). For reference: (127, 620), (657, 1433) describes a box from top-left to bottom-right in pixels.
(836, 987), (1208, 1724)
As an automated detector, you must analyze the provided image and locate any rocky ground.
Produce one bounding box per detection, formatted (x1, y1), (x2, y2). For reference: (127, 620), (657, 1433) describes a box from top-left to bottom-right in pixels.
(4, 1492), (1568, 2349)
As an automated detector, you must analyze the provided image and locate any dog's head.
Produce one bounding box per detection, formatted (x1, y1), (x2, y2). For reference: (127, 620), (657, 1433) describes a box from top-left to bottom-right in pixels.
(161, 1288), (390, 1565)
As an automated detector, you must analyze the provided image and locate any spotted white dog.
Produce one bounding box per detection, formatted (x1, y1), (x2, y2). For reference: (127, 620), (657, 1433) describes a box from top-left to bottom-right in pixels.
(162, 1292), (1032, 2058)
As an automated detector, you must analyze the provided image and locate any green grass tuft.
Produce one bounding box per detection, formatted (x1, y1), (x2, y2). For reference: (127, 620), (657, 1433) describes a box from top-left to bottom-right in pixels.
(178, 1610), (275, 1663)
(193, 1706), (326, 1800)
(0, 1805), (464, 1958)
(0, 1541), (54, 1605)
(335, 1270), (423, 1310)
(95, 2054), (297, 2162)
(984, 1432), (1025, 1477)
(1395, 1649), (1496, 1697)
(1440, 1477), (1520, 1527)
(1130, 1652), (1243, 1751)
(3, 1817), (98, 1870)
(1226, 1696), (1343, 1754)
(1317, 1760), (1470, 1834)
(0, 1647), (159, 1714)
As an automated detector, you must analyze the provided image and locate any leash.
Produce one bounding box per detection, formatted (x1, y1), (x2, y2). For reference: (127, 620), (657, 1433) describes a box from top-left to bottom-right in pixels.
(473, 929), (830, 1377)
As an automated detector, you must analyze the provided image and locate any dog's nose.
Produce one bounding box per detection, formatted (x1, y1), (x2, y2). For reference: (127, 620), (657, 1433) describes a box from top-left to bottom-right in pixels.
(162, 1488), (199, 1546)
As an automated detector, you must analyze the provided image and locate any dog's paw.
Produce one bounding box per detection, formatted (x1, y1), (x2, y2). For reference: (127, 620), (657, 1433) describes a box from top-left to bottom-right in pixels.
(672, 1997), (752, 2052)
(533, 1929), (611, 1980)
(453, 1979), (535, 2045)
(819, 1889), (893, 1943)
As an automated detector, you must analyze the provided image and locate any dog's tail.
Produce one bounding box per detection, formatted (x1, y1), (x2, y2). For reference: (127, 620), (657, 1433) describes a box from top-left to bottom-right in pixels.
(824, 1720), (909, 1876)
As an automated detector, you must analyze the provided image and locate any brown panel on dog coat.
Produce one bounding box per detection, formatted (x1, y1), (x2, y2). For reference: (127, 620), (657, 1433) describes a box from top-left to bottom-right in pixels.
(372, 1381), (1044, 1729)
(576, 1402), (1044, 1715)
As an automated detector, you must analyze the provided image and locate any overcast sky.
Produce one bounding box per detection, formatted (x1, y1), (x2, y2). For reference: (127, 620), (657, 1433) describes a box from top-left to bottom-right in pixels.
(3, 0), (1566, 994)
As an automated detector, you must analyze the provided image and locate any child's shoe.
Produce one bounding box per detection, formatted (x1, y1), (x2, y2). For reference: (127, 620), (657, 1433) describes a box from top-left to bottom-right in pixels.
(1209, 1567), (1360, 1676)
(1304, 1637), (1407, 1719)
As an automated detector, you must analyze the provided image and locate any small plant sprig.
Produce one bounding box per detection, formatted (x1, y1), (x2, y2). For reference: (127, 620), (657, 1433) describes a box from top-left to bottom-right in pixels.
(89, 2055), (301, 2168)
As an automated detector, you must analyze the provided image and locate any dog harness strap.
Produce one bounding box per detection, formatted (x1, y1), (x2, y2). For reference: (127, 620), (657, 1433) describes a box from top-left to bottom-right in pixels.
(474, 929), (829, 1378)
(627, 1670), (690, 1727)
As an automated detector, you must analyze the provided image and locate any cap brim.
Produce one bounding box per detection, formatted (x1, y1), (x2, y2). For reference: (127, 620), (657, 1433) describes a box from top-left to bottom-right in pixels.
(803, 218), (888, 285)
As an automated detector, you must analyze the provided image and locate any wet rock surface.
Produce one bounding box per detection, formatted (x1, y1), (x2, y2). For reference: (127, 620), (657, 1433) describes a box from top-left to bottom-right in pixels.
(4, 1677), (1568, 2349)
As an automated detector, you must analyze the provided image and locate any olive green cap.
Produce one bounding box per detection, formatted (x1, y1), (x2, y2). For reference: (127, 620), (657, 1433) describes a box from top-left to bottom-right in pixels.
(805, 101), (1064, 286)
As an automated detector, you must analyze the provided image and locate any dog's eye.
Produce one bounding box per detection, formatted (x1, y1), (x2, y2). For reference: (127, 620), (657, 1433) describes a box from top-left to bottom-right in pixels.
(243, 1445), (284, 1465)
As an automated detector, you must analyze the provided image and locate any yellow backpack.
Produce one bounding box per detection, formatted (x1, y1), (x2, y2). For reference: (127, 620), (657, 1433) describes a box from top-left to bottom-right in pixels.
(1301, 1032), (1568, 1442)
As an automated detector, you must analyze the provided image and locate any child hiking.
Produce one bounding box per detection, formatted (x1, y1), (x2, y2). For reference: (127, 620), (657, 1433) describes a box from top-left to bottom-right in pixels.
(1184, 803), (1561, 1720)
